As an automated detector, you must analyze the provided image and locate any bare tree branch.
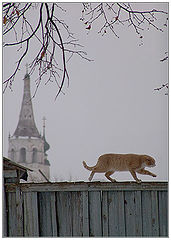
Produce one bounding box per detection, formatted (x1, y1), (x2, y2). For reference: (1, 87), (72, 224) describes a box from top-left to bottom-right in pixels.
(3, 3), (92, 98)
(81, 3), (168, 38)
(154, 83), (168, 95)
(3, 3), (168, 97)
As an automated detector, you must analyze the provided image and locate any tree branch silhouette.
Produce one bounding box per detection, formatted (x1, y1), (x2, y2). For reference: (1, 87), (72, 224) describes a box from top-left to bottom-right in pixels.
(3, 3), (168, 97)
(3, 3), (92, 98)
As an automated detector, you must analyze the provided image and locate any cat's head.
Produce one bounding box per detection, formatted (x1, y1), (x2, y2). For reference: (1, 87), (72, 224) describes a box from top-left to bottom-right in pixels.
(144, 155), (156, 167)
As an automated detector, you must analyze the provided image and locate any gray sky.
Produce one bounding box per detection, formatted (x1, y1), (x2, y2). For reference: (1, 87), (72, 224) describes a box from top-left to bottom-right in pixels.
(3, 3), (168, 182)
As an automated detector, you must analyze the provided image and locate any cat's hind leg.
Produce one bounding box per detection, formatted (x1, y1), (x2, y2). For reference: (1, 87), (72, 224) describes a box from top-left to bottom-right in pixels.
(136, 169), (156, 177)
(88, 171), (95, 181)
(129, 170), (141, 183)
(105, 171), (116, 182)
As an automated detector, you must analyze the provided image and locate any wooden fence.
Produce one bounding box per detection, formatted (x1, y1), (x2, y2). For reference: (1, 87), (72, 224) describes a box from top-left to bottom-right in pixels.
(4, 181), (168, 237)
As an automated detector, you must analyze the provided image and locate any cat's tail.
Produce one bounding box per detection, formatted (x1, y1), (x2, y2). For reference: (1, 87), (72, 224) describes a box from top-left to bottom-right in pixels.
(82, 161), (94, 171)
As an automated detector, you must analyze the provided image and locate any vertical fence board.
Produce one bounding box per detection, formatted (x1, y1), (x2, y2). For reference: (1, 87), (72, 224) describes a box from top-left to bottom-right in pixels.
(102, 191), (109, 236)
(134, 191), (142, 236)
(82, 191), (89, 236)
(72, 191), (83, 236)
(89, 191), (102, 236)
(56, 192), (72, 236)
(151, 191), (159, 236)
(7, 192), (17, 237)
(124, 191), (142, 236)
(38, 192), (57, 236)
(142, 191), (152, 236)
(23, 192), (39, 236)
(16, 187), (23, 236)
(124, 191), (135, 236)
(4, 183), (168, 237)
(108, 191), (125, 236)
(50, 192), (58, 236)
(158, 191), (168, 236)
(3, 185), (7, 237)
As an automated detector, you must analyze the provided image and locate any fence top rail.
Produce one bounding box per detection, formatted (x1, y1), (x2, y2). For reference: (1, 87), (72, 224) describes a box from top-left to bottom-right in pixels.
(5, 181), (168, 192)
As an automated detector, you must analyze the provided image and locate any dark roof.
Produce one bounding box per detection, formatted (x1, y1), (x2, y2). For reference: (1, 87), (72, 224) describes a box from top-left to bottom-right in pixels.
(3, 157), (33, 172)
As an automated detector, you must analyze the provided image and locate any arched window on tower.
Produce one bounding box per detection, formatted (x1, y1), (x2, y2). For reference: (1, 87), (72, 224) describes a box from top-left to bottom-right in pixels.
(19, 148), (26, 162)
(11, 149), (15, 161)
(32, 148), (38, 163)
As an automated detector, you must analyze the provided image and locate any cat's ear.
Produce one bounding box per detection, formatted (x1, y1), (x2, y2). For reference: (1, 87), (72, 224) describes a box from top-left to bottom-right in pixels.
(145, 156), (151, 161)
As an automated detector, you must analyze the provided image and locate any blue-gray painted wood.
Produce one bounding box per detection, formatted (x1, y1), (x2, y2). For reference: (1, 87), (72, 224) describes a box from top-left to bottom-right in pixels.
(38, 192), (57, 236)
(6, 181), (167, 192)
(89, 191), (102, 236)
(56, 191), (72, 236)
(23, 192), (39, 236)
(158, 191), (168, 236)
(50, 192), (58, 236)
(3, 184), (7, 237)
(72, 191), (83, 236)
(7, 192), (17, 237)
(102, 191), (109, 236)
(15, 187), (23, 236)
(134, 191), (143, 235)
(82, 191), (89, 236)
(4, 182), (168, 237)
(142, 191), (153, 236)
(151, 191), (159, 236)
(108, 191), (125, 236)
(124, 190), (142, 236)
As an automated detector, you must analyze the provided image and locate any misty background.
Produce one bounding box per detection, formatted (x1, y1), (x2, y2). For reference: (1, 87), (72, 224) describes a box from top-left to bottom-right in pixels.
(3, 3), (168, 182)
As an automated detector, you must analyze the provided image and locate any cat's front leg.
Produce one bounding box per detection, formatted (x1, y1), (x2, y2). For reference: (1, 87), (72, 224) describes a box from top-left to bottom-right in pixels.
(137, 169), (157, 177)
(129, 170), (141, 183)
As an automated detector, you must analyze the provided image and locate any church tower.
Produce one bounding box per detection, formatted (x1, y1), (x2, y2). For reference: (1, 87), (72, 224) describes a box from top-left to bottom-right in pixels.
(8, 68), (50, 182)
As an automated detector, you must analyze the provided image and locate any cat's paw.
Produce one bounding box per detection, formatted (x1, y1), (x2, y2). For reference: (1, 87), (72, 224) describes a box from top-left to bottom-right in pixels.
(136, 179), (142, 184)
(111, 179), (116, 183)
(88, 177), (92, 181)
(152, 174), (157, 177)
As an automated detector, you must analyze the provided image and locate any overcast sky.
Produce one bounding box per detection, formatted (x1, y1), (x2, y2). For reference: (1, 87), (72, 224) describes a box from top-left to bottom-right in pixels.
(3, 3), (168, 182)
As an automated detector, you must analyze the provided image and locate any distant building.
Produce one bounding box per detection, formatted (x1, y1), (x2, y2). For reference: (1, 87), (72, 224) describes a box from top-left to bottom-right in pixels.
(8, 69), (50, 182)
(3, 157), (33, 183)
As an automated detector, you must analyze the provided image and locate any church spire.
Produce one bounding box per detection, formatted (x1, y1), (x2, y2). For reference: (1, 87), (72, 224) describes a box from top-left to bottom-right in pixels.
(13, 67), (40, 138)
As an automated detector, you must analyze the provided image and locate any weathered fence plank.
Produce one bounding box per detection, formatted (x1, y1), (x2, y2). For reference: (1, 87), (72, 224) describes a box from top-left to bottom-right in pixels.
(142, 191), (153, 236)
(158, 191), (168, 236)
(102, 191), (109, 236)
(89, 191), (102, 236)
(50, 192), (58, 236)
(82, 191), (89, 236)
(56, 192), (72, 236)
(108, 191), (125, 236)
(5, 181), (167, 192)
(151, 191), (159, 236)
(124, 190), (142, 236)
(38, 192), (57, 236)
(23, 192), (39, 236)
(71, 191), (83, 236)
(3, 185), (7, 237)
(7, 192), (17, 237)
(15, 187), (23, 236)
(4, 182), (168, 237)
(134, 191), (143, 236)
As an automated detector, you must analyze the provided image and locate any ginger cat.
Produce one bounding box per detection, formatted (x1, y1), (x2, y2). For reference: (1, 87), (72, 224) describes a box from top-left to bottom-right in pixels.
(83, 153), (156, 183)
